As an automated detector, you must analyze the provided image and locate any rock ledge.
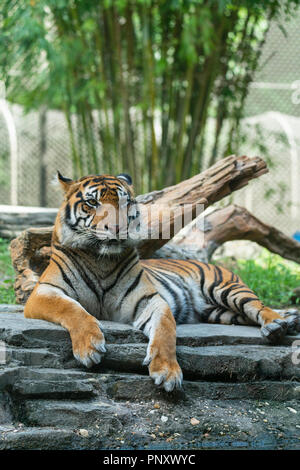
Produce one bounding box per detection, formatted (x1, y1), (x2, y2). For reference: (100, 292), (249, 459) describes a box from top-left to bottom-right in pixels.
(0, 308), (300, 450)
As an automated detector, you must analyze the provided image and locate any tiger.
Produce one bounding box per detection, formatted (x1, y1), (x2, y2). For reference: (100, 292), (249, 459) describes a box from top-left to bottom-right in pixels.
(24, 172), (300, 392)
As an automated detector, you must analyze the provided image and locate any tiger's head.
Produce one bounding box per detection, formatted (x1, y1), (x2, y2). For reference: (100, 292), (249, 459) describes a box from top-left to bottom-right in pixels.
(54, 172), (140, 255)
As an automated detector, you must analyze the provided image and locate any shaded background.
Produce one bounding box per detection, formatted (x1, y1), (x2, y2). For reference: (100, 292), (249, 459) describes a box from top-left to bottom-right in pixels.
(0, 0), (300, 236)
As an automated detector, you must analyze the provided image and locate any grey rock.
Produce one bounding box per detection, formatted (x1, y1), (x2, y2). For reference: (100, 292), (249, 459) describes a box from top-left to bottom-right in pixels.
(177, 344), (288, 380)
(18, 367), (96, 382)
(0, 313), (146, 348)
(176, 323), (299, 346)
(0, 305), (24, 313)
(0, 368), (19, 390)
(0, 313), (69, 348)
(105, 374), (300, 402)
(102, 343), (147, 373)
(176, 323), (263, 346)
(13, 378), (99, 398)
(1, 304), (300, 450)
(0, 427), (100, 450)
(1, 312), (299, 349)
(6, 347), (62, 368)
(101, 343), (297, 381)
(98, 321), (147, 344)
(23, 398), (131, 428)
(0, 393), (13, 424)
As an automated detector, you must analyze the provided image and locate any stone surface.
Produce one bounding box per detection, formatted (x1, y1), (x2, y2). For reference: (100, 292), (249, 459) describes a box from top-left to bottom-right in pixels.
(0, 308), (300, 450)
(176, 323), (297, 346)
(0, 305), (25, 313)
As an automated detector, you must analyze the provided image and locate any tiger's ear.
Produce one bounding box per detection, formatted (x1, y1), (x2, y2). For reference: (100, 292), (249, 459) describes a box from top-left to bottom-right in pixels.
(117, 173), (132, 186)
(57, 171), (74, 192)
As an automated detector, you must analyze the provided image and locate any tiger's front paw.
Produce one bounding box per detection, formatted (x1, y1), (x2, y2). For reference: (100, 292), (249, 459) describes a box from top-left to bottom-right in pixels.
(70, 318), (106, 368)
(144, 353), (183, 392)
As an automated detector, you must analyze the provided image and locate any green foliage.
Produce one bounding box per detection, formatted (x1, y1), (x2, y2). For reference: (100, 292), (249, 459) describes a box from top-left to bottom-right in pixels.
(0, 238), (15, 304)
(219, 249), (300, 307)
(1, 0), (300, 192)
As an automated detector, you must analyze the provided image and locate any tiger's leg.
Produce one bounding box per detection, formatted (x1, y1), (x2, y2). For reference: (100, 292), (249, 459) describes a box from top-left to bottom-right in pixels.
(133, 294), (183, 392)
(213, 284), (300, 343)
(202, 306), (255, 326)
(25, 284), (106, 367)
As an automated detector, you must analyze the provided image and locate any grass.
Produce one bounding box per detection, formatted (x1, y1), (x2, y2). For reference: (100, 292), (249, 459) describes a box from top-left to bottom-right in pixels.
(0, 237), (299, 308)
(0, 238), (16, 304)
(217, 249), (300, 308)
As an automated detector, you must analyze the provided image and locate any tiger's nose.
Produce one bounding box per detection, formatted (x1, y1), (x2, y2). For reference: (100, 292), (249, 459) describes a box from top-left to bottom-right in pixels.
(104, 224), (119, 234)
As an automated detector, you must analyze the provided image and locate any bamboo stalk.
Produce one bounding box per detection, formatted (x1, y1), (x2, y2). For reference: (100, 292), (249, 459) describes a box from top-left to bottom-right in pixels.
(113, 6), (137, 180)
(95, 10), (116, 174)
(159, 8), (172, 184)
(207, 18), (234, 168)
(103, 6), (124, 170)
(163, 13), (183, 186)
(183, 13), (228, 178)
(141, 4), (158, 187)
(175, 63), (194, 182)
(125, 3), (139, 189)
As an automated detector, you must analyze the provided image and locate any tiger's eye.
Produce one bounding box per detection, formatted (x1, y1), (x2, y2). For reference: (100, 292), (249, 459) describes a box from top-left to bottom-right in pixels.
(87, 198), (98, 207)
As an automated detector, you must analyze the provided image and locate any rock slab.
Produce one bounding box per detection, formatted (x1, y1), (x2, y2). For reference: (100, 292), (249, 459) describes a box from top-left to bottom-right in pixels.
(0, 309), (300, 450)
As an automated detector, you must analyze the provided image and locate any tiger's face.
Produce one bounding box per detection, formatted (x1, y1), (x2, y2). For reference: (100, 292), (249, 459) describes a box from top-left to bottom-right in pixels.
(56, 172), (140, 255)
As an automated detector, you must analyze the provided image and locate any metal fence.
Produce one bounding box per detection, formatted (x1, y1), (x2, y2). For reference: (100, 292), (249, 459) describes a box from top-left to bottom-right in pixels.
(0, 12), (300, 238)
(0, 104), (73, 208)
(228, 13), (300, 237)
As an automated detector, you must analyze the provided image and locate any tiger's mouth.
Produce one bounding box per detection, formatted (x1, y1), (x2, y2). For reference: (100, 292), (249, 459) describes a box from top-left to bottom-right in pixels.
(89, 229), (130, 242)
(78, 230), (134, 256)
(96, 239), (129, 256)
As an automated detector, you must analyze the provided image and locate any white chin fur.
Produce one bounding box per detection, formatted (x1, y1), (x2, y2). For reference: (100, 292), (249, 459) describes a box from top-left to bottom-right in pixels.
(98, 244), (124, 256)
(60, 223), (133, 255)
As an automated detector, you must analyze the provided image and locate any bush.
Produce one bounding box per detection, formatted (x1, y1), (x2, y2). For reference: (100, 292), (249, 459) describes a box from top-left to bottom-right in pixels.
(219, 249), (300, 307)
(0, 238), (16, 304)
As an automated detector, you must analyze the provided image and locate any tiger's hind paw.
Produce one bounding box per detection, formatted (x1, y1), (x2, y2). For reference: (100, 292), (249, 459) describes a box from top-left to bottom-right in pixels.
(282, 309), (300, 335)
(261, 318), (289, 344)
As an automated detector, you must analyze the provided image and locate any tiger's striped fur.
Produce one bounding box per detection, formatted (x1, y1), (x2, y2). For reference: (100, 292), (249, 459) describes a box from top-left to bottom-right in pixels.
(24, 173), (300, 391)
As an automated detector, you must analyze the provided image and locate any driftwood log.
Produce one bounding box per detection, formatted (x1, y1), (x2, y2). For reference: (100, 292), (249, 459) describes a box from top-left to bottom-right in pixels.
(136, 154), (268, 257)
(9, 154), (277, 304)
(169, 204), (300, 264)
(0, 206), (57, 239)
